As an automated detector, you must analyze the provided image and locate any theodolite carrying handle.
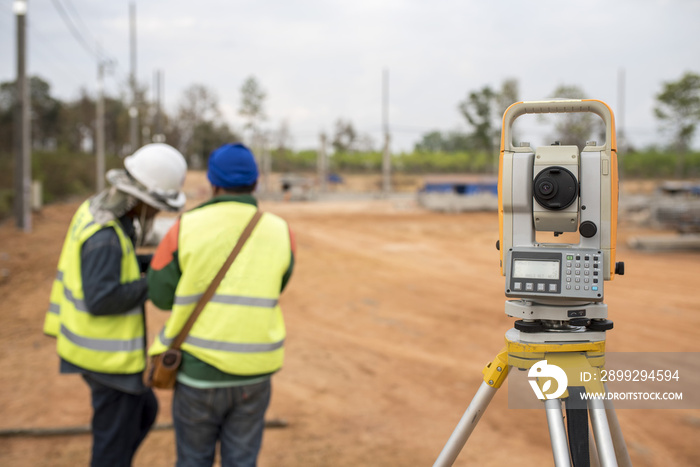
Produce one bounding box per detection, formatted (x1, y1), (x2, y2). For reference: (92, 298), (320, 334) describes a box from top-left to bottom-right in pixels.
(500, 99), (616, 154)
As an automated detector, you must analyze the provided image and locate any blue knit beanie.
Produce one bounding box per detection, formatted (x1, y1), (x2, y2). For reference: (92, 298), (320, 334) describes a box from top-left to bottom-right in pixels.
(207, 143), (259, 188)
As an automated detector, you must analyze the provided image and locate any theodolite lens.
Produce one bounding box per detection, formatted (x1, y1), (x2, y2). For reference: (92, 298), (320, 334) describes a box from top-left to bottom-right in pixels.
(533, 167), (577, 210)
(537, 179), (557, 199)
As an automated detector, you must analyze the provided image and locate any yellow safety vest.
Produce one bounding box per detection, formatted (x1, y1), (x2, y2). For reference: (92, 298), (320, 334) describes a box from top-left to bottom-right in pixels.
(148, 202), (291, 376)
(43, 200), (146, 374)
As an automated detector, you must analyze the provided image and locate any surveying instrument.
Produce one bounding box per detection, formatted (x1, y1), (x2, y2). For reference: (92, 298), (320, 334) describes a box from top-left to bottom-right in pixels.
(434, 100), (632, 467)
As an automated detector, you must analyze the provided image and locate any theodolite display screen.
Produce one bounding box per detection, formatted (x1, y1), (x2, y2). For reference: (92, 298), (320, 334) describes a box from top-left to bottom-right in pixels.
(513, 260), (560, 280)
(505, 247), (604, 301)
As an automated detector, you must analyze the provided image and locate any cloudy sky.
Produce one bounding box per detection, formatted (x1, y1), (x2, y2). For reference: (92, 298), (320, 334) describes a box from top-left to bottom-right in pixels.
(1, 0), (699, 152)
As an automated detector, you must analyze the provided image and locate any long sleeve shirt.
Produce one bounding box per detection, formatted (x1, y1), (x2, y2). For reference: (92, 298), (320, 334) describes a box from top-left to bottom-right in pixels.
(60, 215), (151, 394)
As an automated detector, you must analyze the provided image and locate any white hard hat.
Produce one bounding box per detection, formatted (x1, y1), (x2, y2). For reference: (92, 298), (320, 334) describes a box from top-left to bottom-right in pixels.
(114, 143), (187, 212)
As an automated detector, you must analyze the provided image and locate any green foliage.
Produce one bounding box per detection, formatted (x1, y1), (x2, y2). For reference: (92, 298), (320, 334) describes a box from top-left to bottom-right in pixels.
(239, 76), (266, 134)
(414, 130), (473, 153)
(31, 149), (122, 203)
(332, 151), (383, 172)
(0, 149), (123, 220)
(397, 151), (495, 174)
(0, 189), (12, 219)
(271, 149), (318, 172)
(0, 147), (698, 221)
(456, 78), (520, 154)
(654, 71), (700, 153)
(459, 85), (497, 153)
(543, 84), (603, 149)
(620, 149), (700, 178)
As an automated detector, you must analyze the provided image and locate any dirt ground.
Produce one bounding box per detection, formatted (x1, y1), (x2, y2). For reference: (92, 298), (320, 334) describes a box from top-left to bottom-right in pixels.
(0, 171), (698, 466)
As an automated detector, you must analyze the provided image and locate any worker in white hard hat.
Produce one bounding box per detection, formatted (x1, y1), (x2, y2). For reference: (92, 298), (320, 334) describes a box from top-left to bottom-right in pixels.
(43, 143), (187, 467)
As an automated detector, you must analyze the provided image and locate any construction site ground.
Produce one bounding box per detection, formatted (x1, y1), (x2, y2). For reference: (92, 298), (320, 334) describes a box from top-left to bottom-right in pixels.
(0, 171), (698, 466)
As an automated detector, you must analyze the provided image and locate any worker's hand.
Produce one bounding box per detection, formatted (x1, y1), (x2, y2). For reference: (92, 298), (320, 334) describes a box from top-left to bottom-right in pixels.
(137, 254), (153, 274)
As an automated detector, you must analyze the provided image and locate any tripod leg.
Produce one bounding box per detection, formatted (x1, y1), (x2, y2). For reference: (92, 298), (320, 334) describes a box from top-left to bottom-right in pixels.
(602, 387), (632, 467)
(588, 427), (601, 467)
(433, 348), (508, 467)
(588, 399), (618, 467)
(545, 399), (572, 467)
(566, 387), (590, 466)
(433, 382), (499, 467)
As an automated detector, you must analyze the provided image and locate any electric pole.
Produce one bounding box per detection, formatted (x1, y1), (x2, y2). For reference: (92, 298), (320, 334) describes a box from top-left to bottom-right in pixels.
(14, 0), (31, 232)
(96, 61), (106, 192)
(129, 2), (138, 153)
(617, 68), (626, 155)
(153, 69), (165, 143)
(382, 68), (391, 196)
(318, 132), (328, 194)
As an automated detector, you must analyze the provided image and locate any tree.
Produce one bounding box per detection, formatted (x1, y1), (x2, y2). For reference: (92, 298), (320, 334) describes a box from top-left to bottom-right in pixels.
(654, 71), (700, 154)
(543, 84), (603, 149)
(458, 78), (520, 154)
(331, 119), (357, 153)
(0, 76), (62, 153)
(174, 84), (237, 163)
(0, 81), (15, 154)
(459, 85), (496, 153)
(497, 78), (519, 119)
(238, 76), (267, 140)
(414, 130), (472, 153)
(56, 87), (95, 153)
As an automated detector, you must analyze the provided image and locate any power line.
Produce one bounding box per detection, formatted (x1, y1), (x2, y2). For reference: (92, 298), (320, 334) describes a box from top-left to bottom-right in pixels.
(61, 0), (97, 46)
(49, 0), (109, 62)
(26, 20), (92, 85)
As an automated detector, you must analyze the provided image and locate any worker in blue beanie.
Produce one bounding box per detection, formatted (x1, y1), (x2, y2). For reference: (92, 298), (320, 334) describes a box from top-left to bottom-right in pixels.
(207, 143), (260, 190)
(147, 142), (295, 466)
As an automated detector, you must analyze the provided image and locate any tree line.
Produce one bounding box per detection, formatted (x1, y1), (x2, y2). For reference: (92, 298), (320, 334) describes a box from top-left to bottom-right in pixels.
(0, 70), (699, 215)
(2, 71), (699, 159)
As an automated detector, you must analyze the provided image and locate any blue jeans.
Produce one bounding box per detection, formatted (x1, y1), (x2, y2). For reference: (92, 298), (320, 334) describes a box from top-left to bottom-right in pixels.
(82, 375), (158, 467)
(172, 380), (272, 467)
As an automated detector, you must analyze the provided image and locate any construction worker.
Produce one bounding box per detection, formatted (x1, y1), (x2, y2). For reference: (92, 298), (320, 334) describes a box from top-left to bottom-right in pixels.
(43, 143), (188, 467)
(147, 143), (295, 467)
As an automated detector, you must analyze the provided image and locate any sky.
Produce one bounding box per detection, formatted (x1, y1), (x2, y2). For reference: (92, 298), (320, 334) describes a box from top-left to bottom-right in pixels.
(1, 0), (699, 153)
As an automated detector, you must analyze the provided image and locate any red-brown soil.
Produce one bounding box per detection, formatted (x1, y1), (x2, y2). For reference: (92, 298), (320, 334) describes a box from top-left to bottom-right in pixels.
(0, 171), (698, 466)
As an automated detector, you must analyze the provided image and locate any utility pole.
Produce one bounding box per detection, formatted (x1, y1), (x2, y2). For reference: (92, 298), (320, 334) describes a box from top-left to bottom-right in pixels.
(14, 0), (31, 232)
(153, 69), (165, 143)
(381, 68), (391, 196)
(128, 2), (138, 153)
(96, 61), (106, 192)
(318, 132), (328, 194)
(260, 133), (271, 195)
(265, 137), (272, 194)
(617, 68), (626, 155)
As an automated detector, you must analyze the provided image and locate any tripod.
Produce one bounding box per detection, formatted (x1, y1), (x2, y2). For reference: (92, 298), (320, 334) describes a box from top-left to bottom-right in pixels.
(433, 325), (633, 467)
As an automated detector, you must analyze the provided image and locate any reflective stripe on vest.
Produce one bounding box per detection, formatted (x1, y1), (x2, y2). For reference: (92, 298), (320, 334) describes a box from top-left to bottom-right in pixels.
(47, 273), (64, 315)
(46, 200), (146, 373)
(148, 203), (290, 376)
(62, 324), (144, 352)
(157, 328), (284, 353)
(44, 271), (64, 336)
(62, 285), (141, 316)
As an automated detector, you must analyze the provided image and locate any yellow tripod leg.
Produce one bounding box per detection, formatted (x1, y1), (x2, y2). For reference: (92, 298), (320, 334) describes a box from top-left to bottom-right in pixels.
(434, 348), (511, 467)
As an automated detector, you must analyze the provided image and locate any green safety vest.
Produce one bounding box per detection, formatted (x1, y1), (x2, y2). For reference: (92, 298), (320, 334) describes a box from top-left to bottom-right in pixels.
(43, 200), (146, 374)
(148, 202), (291, 376)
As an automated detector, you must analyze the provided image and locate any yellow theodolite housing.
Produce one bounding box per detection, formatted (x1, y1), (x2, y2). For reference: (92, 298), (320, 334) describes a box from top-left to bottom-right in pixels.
(498, 100), (619, 289)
